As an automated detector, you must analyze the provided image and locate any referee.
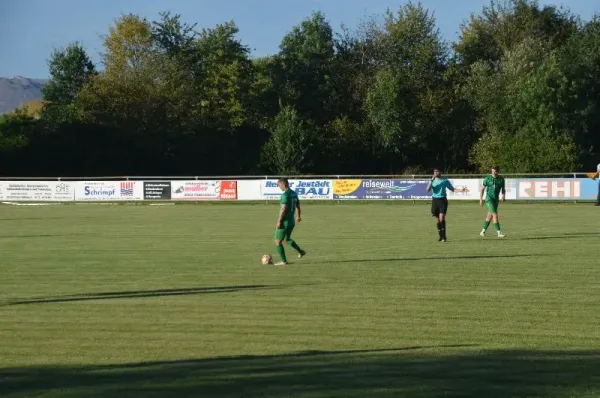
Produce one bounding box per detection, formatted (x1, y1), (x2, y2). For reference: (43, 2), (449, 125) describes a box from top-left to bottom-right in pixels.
(427, 168), (455, 242)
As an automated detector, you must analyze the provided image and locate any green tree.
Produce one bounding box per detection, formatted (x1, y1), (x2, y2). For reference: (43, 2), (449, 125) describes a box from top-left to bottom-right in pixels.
(365, 2), (455, 171)
(41, 43), (96, 124)
(274, 12), (335, 125)
(455, 0), (578, 68)
(103, 13), (153, 76)
(560, 17), (600, 165)
(465, 38), (580, 172)
(261, 107), (311, 174)
(0, 113), (36, 174)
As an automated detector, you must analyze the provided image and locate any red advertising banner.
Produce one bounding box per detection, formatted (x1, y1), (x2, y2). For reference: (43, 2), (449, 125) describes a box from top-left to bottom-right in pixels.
(219, 180), (238, 200)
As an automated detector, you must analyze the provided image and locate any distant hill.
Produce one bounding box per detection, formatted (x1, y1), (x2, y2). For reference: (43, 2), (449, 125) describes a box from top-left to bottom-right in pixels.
(0, 77), (48, 114)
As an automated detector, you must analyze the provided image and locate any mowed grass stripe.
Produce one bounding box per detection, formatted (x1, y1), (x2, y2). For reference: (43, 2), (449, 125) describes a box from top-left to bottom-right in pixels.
(1, 202), (600, 397)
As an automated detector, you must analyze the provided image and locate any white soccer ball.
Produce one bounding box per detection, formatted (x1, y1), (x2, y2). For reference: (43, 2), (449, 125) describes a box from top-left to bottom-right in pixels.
(261, 254), (272, 265)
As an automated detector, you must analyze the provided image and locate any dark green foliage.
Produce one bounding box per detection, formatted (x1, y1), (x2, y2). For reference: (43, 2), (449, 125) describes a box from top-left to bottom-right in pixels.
(1, 1), (599, 176)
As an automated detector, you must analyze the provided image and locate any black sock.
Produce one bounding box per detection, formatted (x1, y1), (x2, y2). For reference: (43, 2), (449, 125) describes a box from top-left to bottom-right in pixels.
(441, 220), (446, 238)
(436, 222), (442, 237)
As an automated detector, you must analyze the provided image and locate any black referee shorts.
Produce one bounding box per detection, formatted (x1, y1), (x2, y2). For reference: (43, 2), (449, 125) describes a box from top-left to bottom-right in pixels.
(431, 197), (448, 217)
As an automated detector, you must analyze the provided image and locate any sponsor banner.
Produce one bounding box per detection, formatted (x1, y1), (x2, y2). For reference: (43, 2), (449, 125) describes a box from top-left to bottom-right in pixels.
(219, 180), (238, 200)
(503, 178), (517, 200)
(169, 180), (237, 200)
(0, 181), (75, 201)
(516, 178), (597, 200)
(75, 181), (144, 201)
(446, 179), (482, 200)
(143, 181), (171, 200)
(333, 179), (430, 200)
(171, 180), (220, 200)
(237, 180), (261, 200)
(260, 179), (332, 200)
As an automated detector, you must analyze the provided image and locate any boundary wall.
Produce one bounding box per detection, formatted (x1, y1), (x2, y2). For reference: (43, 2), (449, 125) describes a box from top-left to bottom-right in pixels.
(0, 175), (596, 202)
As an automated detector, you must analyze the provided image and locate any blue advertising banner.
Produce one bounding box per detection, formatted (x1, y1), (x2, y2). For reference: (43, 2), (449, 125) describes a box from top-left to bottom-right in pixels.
(516, 178), (598, 200)
(333, 179), (431, 200)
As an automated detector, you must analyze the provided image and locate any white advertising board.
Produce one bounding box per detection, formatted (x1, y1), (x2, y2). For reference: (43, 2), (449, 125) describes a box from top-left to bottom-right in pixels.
(237, 180), (261, 200)
(504, 178), (517, 200)
(446, 179), (482, 200)
(170, 180), (221, 200)
(0, 181), (75, 201)
(75, 181), (144, 201)
(446, 178), (517, 200)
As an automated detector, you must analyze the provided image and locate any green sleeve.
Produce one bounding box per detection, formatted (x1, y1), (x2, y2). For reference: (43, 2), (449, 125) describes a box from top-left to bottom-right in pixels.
(280, 192), (287, 205)
(483, 176), (490, 187)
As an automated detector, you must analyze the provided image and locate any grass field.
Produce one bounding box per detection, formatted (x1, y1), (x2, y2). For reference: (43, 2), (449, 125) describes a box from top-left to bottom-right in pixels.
(1, 201), (600, 397)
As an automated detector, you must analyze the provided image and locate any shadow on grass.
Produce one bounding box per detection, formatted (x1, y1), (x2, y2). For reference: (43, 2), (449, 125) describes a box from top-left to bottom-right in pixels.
(4, 285), (280, 306)
(0, 234), (66, 239)
(1, 347), (599, 397)
(521, 232), (600, 241)
(316, 254), (543, 265)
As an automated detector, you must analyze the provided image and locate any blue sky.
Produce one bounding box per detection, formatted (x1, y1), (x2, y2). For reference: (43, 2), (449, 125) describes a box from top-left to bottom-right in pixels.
(0, 0), (597, 78)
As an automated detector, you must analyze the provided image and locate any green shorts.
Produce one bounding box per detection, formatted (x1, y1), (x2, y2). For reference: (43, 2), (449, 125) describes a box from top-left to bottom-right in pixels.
(485, 200), (499, 214)
(274, 223), (295, 241)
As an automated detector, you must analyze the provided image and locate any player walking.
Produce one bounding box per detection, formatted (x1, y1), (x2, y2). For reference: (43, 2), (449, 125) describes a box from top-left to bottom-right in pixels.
(274, 178), (306, 265)
(480, 165), (506, 238)
(426, 168), (455, 242)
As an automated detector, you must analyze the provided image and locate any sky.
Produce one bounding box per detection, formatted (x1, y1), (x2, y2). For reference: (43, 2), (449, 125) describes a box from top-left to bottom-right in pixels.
(0, 0), (598, 78)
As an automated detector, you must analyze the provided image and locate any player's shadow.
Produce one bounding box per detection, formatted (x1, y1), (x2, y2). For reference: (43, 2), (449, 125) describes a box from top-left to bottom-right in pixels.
(2, 347), (600, 397)
(521, 232), (600, 241)
(0, 234), (65, 239)
(0, 216), (69, 221)
(317, 254), (542, 264)
(4, 285), (280, 306)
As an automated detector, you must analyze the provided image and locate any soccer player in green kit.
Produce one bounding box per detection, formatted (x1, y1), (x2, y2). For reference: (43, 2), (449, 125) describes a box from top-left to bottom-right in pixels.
(480, 165), (506, 238)
(426, 168), (455, 242)
(273, 178), (306, 266)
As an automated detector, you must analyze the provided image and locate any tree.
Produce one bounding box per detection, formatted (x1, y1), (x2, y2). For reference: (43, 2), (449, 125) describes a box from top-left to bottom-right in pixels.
(41, 43), (96, 123)
(274, 12), (335, 125)
(455, 0), (578, 68)
(102, 13), (153, 76)
(261, 107), (311, 174)
(0, 113), (35, 174)
(560, 17), (600, 165)
(465, 38), (581, 172)
(365, 2), (455, 172)
(151, 11), (197, 58)
(194, 21), (255, 129)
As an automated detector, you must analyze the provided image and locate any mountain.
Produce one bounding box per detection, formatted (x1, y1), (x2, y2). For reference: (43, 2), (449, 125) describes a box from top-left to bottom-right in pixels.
(0, 77), (48, 114)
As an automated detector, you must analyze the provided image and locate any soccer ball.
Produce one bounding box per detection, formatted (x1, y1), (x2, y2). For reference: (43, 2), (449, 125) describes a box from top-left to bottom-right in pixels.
(261, 254), (273, 265)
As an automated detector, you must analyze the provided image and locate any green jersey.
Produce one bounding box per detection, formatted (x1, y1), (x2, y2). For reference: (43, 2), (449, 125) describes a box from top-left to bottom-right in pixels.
(483, 175), (505, 201)
(279, 188), (299, 226)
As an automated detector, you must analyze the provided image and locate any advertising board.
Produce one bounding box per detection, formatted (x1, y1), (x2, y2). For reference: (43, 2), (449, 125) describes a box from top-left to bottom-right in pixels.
(169, 180), (238, 200)
(333, 179), (430, 200)
(143, 181), (171, 200)
(219, 181), (238, 200)
(516, 178), (597, 200)
(259, 179), (332, 200)
(75, 181), (144, 201)
(236, 180), (261, 200)
(446, 179), (482, 200)
(0, 181), (75, 201)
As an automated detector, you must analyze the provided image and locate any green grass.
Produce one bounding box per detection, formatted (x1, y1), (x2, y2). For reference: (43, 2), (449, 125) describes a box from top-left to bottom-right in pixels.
(1, 202), (599, 397)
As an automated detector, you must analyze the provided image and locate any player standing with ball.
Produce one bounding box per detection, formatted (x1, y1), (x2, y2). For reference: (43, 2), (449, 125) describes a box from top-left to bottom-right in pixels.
(273, 178), (306, 266)
(427, 168), (455, 242)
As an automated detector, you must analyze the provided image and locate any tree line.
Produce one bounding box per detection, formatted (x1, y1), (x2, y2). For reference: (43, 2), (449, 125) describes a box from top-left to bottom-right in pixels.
(1, 0), (599, 177)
